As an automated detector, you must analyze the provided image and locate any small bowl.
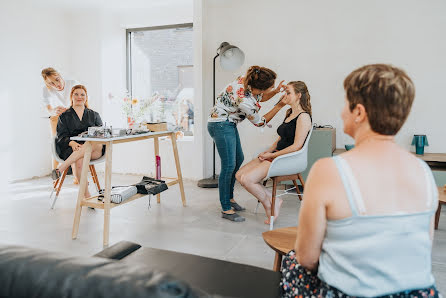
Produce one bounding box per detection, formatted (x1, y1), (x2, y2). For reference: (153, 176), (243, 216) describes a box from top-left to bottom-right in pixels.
(345, 144), (355, 151)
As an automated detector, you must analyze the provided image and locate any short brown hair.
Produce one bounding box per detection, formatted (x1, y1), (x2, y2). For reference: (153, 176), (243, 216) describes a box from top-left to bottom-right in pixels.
(70, 85), (89, 108)
(244, 66), (277, 92)
(343, 64), (415, 135)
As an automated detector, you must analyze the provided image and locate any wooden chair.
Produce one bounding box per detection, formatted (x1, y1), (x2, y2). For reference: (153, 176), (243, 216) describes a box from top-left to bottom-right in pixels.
(50, 137), (104, 209)
(262, 226), (298, 271)
(434, 186), (446, 229)
(264, 128), (313, 230)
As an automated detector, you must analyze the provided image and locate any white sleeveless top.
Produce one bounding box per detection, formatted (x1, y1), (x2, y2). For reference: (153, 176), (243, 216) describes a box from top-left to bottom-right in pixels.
(318, 156), (438, 296)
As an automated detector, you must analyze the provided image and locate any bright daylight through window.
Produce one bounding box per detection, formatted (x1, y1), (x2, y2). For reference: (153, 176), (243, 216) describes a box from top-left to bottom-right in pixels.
(127, 24), (194, 136)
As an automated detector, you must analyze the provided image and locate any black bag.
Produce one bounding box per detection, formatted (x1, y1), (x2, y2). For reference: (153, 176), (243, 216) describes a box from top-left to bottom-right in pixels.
(134, 176), (168, 195)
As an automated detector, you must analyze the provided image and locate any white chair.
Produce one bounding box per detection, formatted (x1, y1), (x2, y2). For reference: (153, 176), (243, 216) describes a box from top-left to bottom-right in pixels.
(50, 137), (105, 209)
(260, 127), (313, 230)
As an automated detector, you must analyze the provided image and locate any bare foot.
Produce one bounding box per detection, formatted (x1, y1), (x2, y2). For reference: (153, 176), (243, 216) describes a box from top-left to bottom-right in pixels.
(73, 177), (79, 185)
(264, 198), (283, 225)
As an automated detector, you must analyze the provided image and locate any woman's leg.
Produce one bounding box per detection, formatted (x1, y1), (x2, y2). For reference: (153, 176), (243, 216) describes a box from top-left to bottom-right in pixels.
(229, 126), (244, 205)
(238, 160), (283, 223)
(208, 121), (238, 214)
(73, 144), (103, 198)
(58, 143), (102, 173)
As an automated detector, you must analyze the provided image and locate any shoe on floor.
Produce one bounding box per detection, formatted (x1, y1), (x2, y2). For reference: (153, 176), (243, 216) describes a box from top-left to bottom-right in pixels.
(221, 212), (245, 222)
(51, 169), (61, 180)
(230, 201), (246, 211)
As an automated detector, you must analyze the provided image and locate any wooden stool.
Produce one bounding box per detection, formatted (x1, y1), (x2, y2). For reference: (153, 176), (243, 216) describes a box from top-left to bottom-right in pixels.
(262, 226), (297, 272)
(434, 186), (446, 229)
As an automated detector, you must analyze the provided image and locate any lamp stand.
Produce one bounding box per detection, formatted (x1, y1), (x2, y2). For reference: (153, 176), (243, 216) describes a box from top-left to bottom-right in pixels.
(197, 53), (220, 188)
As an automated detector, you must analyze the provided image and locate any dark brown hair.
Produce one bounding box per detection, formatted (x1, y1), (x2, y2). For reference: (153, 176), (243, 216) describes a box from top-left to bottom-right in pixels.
(285, 81), (312, 118)
(343, 64), (415, 135)
(70, 85), (89, 108)
(243, 66), (277, 92)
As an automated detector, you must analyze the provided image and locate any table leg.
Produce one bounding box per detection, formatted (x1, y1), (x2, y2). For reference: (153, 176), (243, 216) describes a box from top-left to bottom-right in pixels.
(154, 137), (160, 204)
(435, 202), (442, 230)
(273, 252), (283, 272)
(103, 141), (113, 247)
(72, 142), (92, 240)
(171, 133), (186, 206)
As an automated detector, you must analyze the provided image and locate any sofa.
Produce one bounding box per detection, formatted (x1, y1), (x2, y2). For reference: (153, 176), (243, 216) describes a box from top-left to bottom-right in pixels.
(0, 241), (281, 298)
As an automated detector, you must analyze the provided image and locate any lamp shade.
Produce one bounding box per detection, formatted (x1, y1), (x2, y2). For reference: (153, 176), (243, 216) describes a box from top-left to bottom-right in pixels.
(218, 42), (245, 71)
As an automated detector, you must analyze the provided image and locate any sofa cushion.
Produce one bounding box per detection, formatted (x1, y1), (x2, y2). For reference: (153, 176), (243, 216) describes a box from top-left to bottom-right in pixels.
(0, 245), (206, 298)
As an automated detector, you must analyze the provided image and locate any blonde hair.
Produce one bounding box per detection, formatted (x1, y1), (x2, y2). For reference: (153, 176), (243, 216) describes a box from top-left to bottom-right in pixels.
(70, 85), (89, 108)
(41, 67), (61, 89)
(344, 64), (415, 135)
(285, 81), (312, 119)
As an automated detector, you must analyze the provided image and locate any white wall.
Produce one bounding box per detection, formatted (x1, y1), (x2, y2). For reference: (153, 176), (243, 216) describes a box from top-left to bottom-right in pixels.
(0, 2), (73, 181)
(2, 0), (201, 181)
(201, 0), (446, 177)
(76, 2), (201, 179)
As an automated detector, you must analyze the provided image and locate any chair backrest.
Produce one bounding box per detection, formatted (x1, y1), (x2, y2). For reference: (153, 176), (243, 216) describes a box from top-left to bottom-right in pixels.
(51, 136), (65, 164)
(266, 126), (313, 178)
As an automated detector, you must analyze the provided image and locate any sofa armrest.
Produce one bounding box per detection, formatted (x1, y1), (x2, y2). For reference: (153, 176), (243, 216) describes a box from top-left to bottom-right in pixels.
(94, 241), (141, 260)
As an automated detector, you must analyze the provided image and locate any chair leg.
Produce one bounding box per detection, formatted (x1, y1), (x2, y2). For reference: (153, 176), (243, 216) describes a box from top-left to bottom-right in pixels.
(297, 174), (305, 190)
(55, 169), (68, 197)
(435, 202), (442, 230)
(90, 165), (101, 192)
(270, 178), (277, 231)
(292, 180), (302, 201)
(51, 169), (68, 209)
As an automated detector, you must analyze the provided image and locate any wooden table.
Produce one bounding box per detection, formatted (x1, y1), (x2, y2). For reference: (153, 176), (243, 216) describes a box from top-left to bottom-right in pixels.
(334, 148), (446, 163)
(70, 131), (186, 246)
(262, 226), (297, 272)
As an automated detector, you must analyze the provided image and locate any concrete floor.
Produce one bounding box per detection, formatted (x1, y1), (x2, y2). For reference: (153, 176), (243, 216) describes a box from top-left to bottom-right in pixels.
(1, 174), (445, 293)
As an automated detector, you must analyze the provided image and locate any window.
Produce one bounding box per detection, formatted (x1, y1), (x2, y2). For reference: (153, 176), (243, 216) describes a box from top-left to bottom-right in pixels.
(126, 24), (194, 135)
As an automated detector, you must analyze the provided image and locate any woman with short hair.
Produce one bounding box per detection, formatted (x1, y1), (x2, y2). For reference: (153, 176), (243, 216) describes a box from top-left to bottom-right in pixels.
(281, 64), (439, 297)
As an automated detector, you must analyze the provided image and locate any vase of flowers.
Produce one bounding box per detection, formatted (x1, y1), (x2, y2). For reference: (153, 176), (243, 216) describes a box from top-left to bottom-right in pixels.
(122, 94), (160, 128)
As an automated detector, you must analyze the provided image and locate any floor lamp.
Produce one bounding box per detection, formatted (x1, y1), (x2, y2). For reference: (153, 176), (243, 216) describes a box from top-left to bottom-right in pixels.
(197, 42), (245, 188)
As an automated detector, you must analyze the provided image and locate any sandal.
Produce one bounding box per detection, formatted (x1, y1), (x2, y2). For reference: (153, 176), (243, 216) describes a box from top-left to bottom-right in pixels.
(230, 201), (246, 211)
(51, 169), (61, 180)
(221, 212), (245, 222)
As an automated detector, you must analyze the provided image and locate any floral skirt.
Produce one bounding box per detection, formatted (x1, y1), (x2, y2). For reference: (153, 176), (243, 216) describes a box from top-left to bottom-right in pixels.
(280, 250), (439, 298)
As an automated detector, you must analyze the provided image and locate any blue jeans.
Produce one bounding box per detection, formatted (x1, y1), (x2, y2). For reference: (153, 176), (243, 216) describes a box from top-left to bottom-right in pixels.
(208, 121), (244, 211)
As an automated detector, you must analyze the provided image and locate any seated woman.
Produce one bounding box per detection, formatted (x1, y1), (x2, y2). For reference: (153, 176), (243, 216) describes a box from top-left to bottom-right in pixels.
(281, 64), (439, 297)
(52, 85), (104, 199)
(236, 81), (312, 224)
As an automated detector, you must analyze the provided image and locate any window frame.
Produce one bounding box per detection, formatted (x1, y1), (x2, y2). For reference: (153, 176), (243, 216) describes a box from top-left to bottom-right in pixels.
(125, 23), (194, 98)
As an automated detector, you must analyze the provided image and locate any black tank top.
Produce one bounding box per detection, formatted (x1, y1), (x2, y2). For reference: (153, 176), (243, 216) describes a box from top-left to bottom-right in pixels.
(276, 112), (311, 151)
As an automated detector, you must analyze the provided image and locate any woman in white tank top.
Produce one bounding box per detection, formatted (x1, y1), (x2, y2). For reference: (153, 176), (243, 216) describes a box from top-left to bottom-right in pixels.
(280, 64), (439, 297)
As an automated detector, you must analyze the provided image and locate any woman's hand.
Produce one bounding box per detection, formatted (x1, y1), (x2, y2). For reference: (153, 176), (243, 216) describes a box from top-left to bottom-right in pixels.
(69, 141), (82, 151)
(273, 80), (285, 94)
(275, 94), (286, 108)
(258, 152), (275, 161)
(55, 106), (67, 115)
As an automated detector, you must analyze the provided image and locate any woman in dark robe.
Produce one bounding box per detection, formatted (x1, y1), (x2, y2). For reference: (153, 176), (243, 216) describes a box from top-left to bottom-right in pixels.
(52, 85), (104, 198)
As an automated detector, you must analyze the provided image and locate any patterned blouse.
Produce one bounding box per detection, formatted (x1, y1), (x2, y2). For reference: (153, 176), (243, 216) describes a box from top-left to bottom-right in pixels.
(208, 76), (266, 127)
